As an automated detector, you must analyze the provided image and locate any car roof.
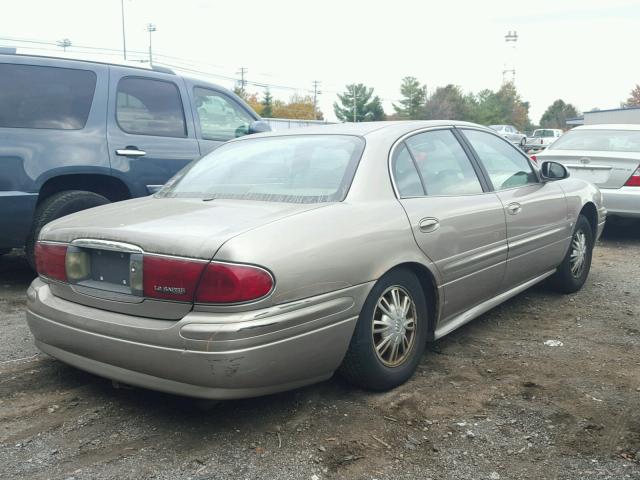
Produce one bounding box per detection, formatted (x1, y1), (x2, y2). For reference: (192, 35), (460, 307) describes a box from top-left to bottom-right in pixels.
(573, 124), (640, 131)
(234, 120), (492, 142)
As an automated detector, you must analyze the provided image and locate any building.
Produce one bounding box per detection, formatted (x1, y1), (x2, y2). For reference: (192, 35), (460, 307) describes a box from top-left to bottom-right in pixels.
(566, 106), (640, 127)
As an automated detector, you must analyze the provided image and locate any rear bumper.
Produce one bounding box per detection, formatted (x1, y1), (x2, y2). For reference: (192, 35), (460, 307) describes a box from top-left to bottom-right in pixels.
(602, 187), (640, 218)
(0, 191), (38, 249)
(26, 279), (371, 399)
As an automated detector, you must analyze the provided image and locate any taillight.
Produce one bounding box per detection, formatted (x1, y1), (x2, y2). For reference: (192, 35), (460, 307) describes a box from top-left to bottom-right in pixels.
(143, 255), (206, 302)
(195, 262), (273, 303)
(530, 155), (537, 163)
(624, 166), (640, 187)
(35, 242), (67, 282)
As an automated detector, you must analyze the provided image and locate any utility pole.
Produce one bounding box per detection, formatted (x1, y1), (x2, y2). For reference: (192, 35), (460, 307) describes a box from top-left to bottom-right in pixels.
(237, 67), (248, 93)
(121, 0), (127, 60)
(503, 30), (518, 85)
(56, 38), (72, 52)
(312, 80), (321, 120)
(352, 86), (357, 123)
(146, 23), (156, 66)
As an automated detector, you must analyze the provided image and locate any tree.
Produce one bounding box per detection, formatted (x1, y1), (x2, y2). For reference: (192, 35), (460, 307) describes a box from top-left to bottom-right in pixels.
(271, 94), (319, 120)
(242, 92), (262, 115)
(393, 76), (427, 119)
(626, 84), (640, 107)
(422, 84), (474, 121)
(261, 88), (273, 118)
(333, 83), (385, 122)
(469, 82), (531, 131)
(539, 99), (579, 129)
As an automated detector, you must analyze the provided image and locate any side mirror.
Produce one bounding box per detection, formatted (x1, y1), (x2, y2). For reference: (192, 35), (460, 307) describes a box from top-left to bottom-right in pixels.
(540, 161), (569, 181)
(248, 120), (271, 134)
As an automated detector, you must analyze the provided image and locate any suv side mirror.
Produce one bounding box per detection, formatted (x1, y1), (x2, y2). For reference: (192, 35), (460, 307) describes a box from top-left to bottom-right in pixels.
(248, 120), (271, 134)
(540, 161), (569, 181)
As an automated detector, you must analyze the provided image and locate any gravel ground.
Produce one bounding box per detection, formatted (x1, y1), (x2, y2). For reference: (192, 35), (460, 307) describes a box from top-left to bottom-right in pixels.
(1, 223), (639, 480)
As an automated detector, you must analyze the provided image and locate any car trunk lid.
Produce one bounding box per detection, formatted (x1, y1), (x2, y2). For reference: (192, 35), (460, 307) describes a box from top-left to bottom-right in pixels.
(539, 150), (640, 188)
(39, 196), (326, 317)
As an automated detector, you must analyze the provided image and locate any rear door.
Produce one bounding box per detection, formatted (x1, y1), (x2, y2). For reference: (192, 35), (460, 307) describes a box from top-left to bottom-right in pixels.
(392, 128), (507, 325)
(460, 128), (570, 289)
(541, 129), (640, 189)
(107, 68), (200, 197)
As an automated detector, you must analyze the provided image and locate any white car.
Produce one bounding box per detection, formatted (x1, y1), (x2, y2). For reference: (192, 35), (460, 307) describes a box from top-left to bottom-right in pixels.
(525, 129), (563, 152)
(536, 124), (640, 219)
(489, 125), (527, 148)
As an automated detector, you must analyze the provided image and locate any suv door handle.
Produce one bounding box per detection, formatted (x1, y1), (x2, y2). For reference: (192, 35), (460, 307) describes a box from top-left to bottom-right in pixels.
(116, 147), (146, 157)
(419, 217), (440, 233)
(507, 202), (522, 215)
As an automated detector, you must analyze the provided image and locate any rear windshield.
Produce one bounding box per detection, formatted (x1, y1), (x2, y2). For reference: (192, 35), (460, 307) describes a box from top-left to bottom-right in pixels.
(158, 135), (365, 203)
(550, 129), (640, 152)
(533, 129), (556, 138)
(0, 63), (96, 130)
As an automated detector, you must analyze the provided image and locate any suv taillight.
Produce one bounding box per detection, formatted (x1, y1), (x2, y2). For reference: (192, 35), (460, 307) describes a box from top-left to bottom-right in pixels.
(624, 166), (640, 187)
(35, 242), (68, 282)
(195, 262), (273, 303)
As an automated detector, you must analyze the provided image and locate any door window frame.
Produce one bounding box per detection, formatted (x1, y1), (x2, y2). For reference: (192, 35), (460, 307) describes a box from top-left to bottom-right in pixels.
(455, 126), (542, 191)
(388, 127), (492, 199)
(115, 75), (188, 138)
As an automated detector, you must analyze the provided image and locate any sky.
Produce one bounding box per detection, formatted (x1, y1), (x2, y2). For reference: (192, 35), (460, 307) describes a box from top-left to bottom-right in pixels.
(1, 0), (639, 124)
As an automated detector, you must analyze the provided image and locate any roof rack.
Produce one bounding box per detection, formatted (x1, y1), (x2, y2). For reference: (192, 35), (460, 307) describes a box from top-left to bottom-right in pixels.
(151, 65), (174, 74)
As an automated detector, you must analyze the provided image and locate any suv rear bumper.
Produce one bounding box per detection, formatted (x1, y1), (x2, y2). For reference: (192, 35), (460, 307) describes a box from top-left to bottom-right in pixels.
(0, 191), (38, 249)
(26, 279), (370, 399)
(602, 187), (640, 218)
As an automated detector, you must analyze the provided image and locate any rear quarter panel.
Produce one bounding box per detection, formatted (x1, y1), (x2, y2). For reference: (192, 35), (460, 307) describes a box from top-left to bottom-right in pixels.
(213, 200), (434, 306)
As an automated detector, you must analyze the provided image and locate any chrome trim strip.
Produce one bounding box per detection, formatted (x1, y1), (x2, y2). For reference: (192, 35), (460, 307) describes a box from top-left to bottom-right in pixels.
(508, 225), (566, 250)
(445, 242), (508, 272)
(70, 238), (143, 253)
(564, 164), (611, 170)
(434, 269), (555, 339)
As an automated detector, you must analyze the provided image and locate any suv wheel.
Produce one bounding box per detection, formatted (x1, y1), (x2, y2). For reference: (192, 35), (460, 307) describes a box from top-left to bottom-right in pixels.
(26, 190), (110, 268)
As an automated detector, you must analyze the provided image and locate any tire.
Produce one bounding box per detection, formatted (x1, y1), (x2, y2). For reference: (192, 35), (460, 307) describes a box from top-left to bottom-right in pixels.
(25, 190), (110, 268)
(339, 268), (429, 391)
(520, 137), (527, 147)
(549, 214), (593, 294)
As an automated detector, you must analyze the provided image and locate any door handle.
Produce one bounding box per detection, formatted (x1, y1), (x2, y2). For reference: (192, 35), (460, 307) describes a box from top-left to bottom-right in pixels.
(507, 202), (522, 215)
(116, 147), (146, 157)
(418, 217), (440, 233)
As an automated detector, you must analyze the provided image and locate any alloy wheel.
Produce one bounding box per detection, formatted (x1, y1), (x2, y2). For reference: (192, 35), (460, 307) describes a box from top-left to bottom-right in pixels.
(372, 286), (417, 367)
(569, 229), (588, 277)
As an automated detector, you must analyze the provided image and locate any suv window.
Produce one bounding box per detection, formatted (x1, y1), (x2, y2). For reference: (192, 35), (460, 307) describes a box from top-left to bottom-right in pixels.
(116, 77), (186, 138)
(463, 129), (537, 190)
(0, 63), (96, 130)
(194, 87), (254, 141)
(403, 130), (483, 196)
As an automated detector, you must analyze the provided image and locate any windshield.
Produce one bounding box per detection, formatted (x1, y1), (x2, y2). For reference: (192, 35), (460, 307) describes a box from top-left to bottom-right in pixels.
(489, 125), (504, 131)
(549, 129), (640, 152)
(533, 129), (556, 138)
(158, 134), (365, 203)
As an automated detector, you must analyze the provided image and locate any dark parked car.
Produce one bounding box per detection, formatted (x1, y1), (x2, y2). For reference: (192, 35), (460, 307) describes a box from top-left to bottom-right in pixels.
(0, 53), (268, 265)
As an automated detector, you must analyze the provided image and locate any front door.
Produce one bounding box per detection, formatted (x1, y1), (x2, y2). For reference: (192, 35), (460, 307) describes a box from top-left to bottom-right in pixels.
(460, 128), (570, 289)
(107, 69), (201, 197)
(392, 128), (508, 327)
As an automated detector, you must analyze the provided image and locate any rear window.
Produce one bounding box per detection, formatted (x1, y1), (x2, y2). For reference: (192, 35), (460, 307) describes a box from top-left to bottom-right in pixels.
(159, 135), (365, 203)
(116, 77), (187, 138)
(0, 63), (96, 130)
(550, 129), (640, 152)
(533, 129), (556, 138)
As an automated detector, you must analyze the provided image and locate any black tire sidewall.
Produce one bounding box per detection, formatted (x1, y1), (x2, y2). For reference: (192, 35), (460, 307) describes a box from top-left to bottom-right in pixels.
(26, 190), (110, 267)
(341, 268), (428, 391)
(553, 214), (594, 293)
